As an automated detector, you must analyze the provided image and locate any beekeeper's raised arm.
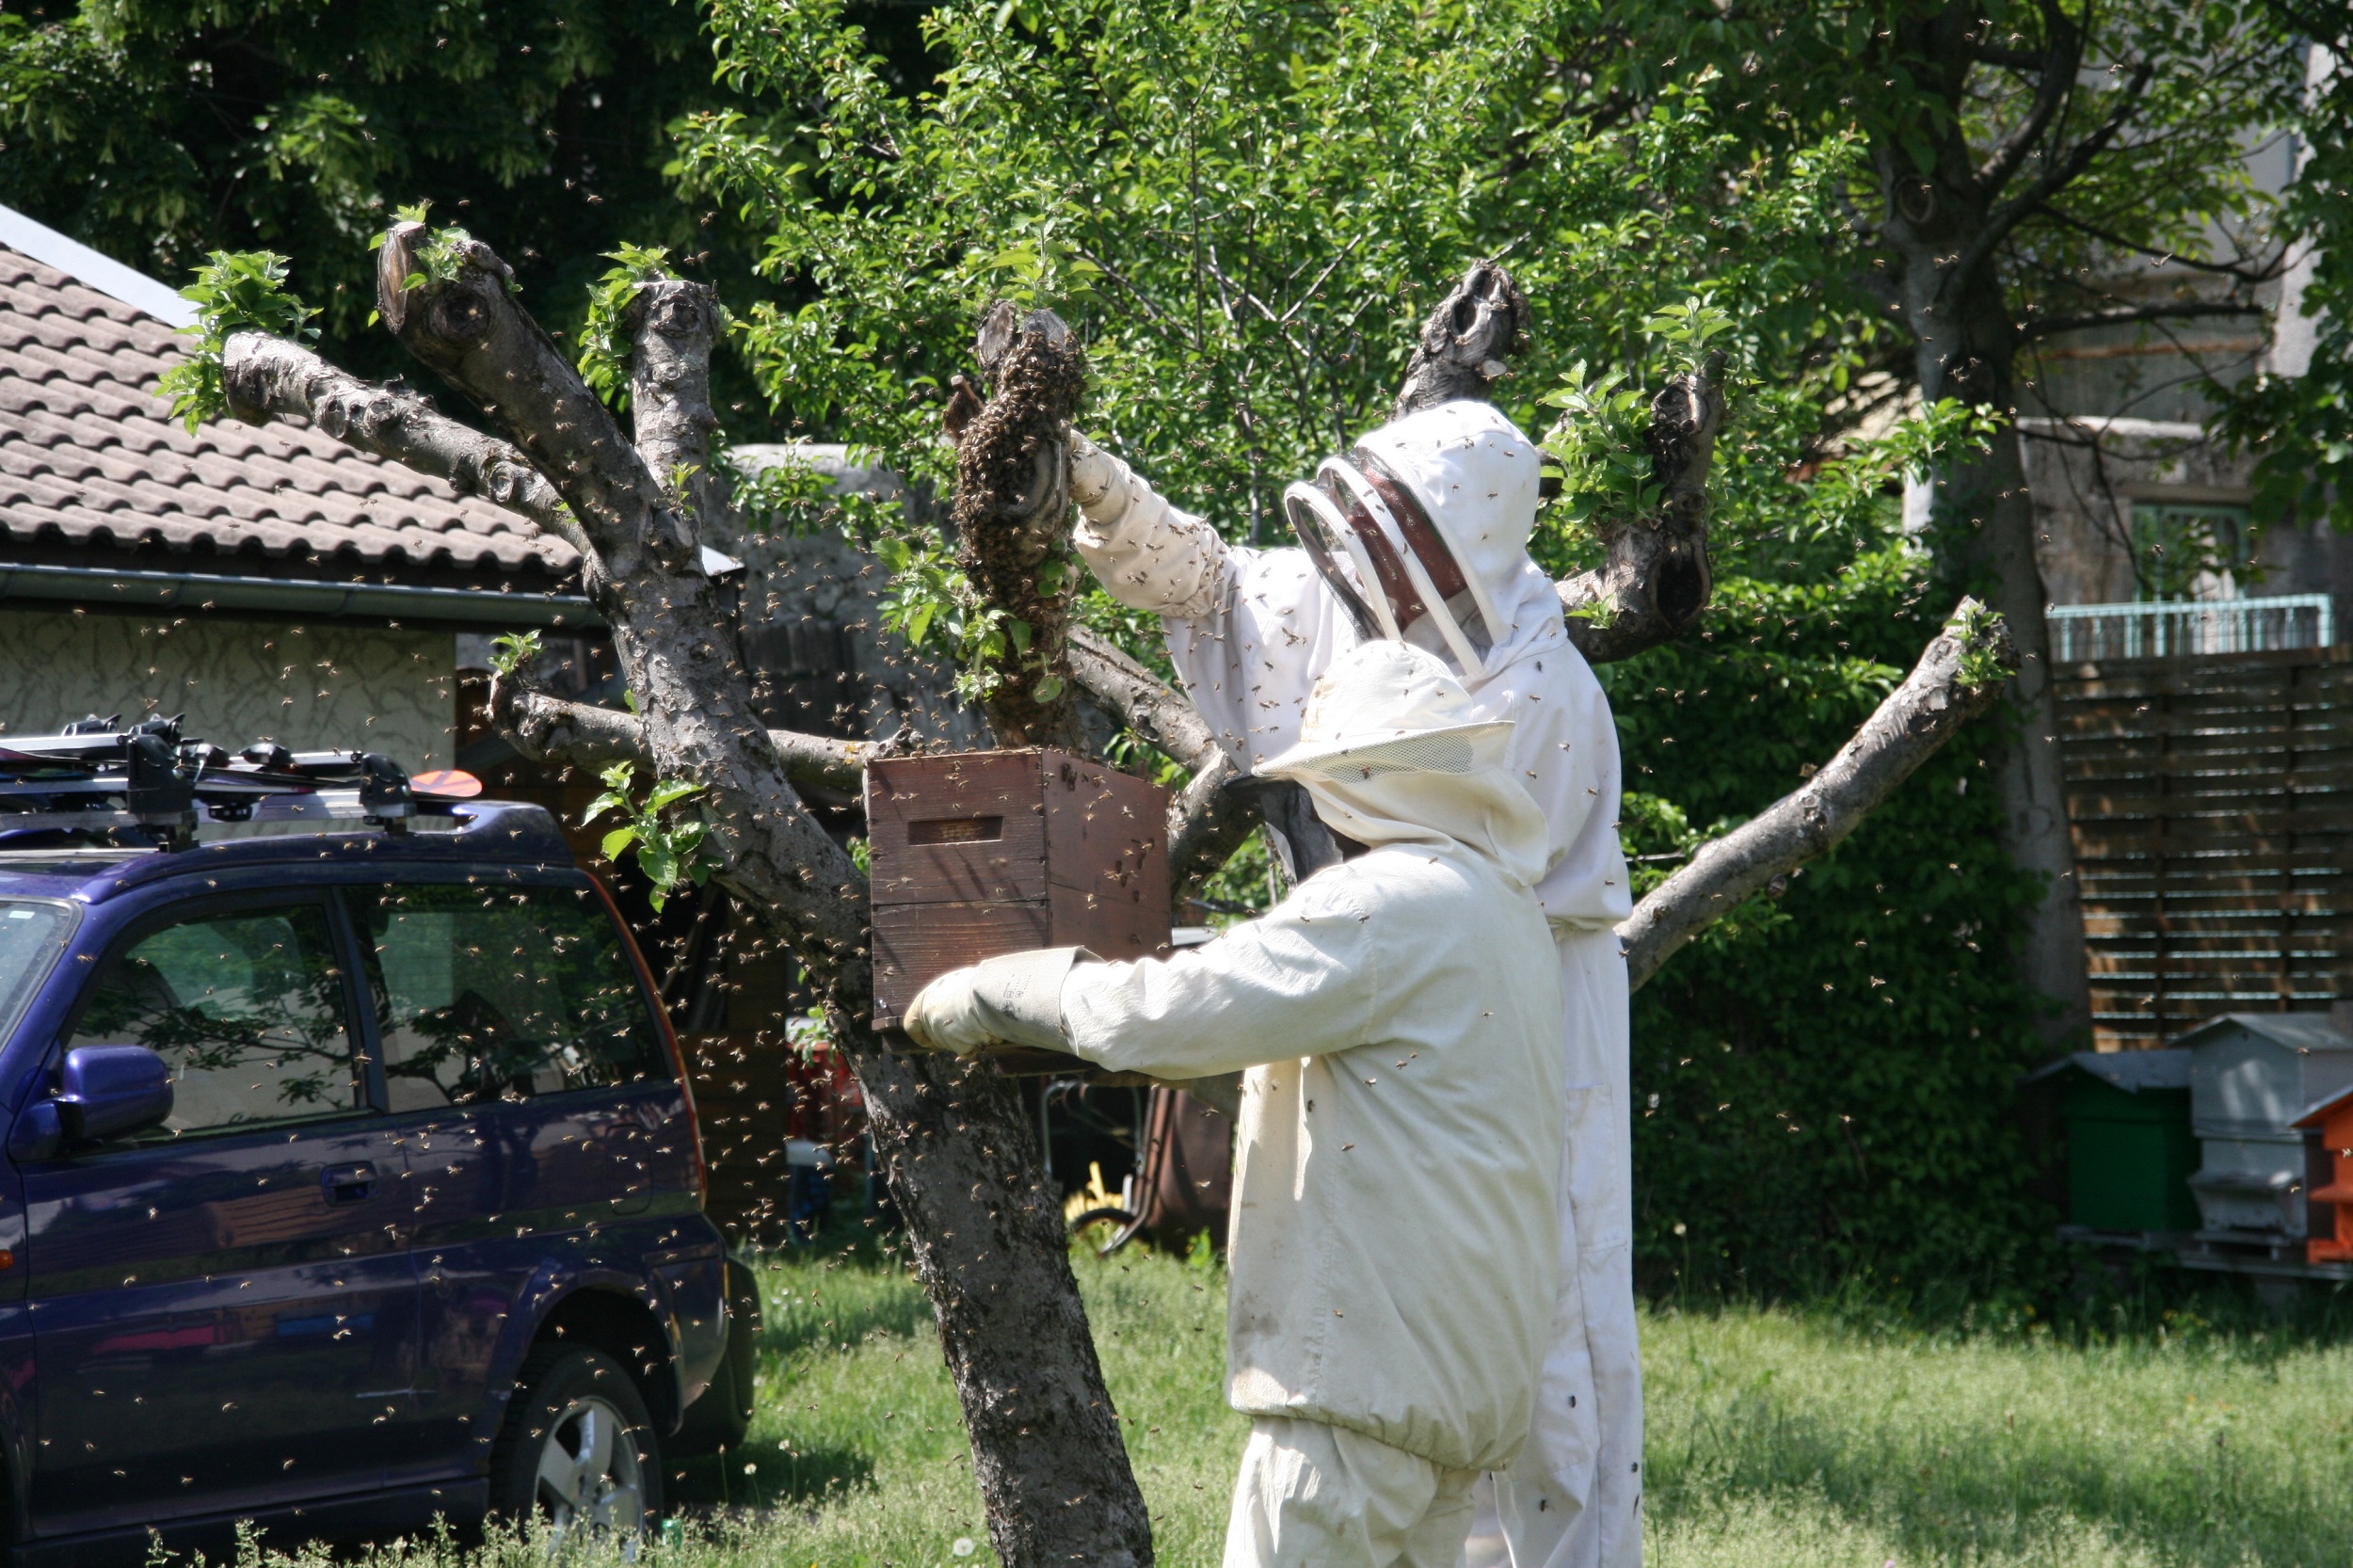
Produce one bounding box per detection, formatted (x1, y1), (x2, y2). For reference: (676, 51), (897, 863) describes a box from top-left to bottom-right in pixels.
(1065, 434), (1234, 622)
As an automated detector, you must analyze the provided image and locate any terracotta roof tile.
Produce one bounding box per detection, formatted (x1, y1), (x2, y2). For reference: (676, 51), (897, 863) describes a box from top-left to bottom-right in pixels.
(0, 243), (582, 587)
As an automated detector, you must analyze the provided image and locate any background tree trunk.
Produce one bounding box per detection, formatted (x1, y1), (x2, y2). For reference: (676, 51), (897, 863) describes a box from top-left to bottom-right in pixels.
(1880, 125), (2094, 1042)
(1841, 0), (2096, 1042)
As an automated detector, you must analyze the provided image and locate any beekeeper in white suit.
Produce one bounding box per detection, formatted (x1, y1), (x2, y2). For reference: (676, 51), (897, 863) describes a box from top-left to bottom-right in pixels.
(1062, 399), (1641, 1568)
(904, 639), (1564, 1566)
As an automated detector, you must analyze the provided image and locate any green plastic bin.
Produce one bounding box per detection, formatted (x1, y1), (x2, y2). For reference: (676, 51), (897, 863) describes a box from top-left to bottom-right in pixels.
(2029, 1050), (2201, 1234)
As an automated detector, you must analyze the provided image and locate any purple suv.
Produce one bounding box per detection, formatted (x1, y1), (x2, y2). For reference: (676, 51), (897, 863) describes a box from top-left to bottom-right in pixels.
(0, 801), (757, 1564)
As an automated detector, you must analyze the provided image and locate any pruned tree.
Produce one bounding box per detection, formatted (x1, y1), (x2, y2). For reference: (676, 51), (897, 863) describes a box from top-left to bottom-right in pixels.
(204, 232), (2010, 1562)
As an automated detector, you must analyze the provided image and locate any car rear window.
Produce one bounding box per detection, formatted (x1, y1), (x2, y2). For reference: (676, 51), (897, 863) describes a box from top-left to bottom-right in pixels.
(0, 900), (73, 1045)
(346, 885), (668, 1112)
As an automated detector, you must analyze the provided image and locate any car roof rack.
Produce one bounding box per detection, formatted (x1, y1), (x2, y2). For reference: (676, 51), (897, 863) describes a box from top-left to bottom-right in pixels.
(0, 712), (480, 851)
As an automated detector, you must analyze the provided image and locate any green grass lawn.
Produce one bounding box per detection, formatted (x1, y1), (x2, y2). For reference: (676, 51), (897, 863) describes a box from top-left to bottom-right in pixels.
(235, 1240), (2353, 1568)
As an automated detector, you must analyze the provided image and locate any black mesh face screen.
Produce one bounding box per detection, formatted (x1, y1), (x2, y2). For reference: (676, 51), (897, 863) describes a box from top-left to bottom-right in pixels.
(1221, 776), (1346, 886)
(1283, 484), (1385, 640)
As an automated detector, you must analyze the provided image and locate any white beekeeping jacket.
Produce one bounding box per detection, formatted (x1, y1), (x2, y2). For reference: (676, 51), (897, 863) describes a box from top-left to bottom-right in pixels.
(935, 672), (1566, 1474)
(1070, 405), (1646, 1566)
(1069, 401), (1631, 931)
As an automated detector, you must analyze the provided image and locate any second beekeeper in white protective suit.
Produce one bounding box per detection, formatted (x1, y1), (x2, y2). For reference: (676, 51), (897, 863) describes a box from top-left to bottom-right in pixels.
(903, 639), (1564, 1566)
(1062, 398), (1643, 1568)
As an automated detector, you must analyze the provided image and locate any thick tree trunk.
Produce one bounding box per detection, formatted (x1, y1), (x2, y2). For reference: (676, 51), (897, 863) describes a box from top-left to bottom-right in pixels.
(1881, 149), (2093, 1042)
(352, 231), (1152, 1566)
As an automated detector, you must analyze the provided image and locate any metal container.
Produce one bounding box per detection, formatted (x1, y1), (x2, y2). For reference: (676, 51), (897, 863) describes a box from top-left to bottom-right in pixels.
(2180, 1014), (2353, 1240)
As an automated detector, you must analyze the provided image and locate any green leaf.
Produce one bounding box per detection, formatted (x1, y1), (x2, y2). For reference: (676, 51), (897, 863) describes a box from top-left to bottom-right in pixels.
(600, 824), (640, 860)
(644, 778), (704, 812)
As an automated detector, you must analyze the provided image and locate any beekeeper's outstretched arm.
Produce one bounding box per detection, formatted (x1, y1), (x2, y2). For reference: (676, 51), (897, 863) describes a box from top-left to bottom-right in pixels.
(903, 877), (1379, 1080)
(1067, 435), (1234, 621)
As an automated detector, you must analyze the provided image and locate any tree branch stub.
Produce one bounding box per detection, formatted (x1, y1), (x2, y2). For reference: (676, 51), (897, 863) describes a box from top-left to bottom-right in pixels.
(1555, 356), (1724, 664)
(1393, 262), (1532, 418)
(1617, 600), (2016, 991)
(624, 277), (733, 534)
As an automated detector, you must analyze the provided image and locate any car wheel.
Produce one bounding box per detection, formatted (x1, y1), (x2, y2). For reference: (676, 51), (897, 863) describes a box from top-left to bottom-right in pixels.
(489, 1344), (664, 1544)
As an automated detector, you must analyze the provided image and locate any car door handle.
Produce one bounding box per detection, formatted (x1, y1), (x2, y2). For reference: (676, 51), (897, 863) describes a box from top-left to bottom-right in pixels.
(322, 1163), (378, 1204)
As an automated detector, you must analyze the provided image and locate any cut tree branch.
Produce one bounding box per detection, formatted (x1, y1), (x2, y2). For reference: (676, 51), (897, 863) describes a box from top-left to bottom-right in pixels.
(1393, 262), (1531, 418)
(218, 330), (595, 569)
(376, 221), (698, 579)
(625, 278), (734, 531)
(1554, 356), (1724, 664)
(488, 679), (870, 794)
(1619, 600), (2016, 991)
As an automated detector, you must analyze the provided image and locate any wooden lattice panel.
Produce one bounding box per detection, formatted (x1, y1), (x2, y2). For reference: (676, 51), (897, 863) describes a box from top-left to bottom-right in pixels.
(2056, 645), (2353, 1049)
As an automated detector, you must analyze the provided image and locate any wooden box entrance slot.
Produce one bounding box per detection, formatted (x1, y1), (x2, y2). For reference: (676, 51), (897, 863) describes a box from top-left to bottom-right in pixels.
(867, 748), (1172, 1032)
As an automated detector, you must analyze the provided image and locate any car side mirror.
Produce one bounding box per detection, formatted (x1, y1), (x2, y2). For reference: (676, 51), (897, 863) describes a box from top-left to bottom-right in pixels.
(9, 1046), (173, 1160)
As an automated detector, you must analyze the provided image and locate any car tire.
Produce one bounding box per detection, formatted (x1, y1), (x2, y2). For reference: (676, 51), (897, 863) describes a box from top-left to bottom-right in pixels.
(488, 1344), (664, 1544)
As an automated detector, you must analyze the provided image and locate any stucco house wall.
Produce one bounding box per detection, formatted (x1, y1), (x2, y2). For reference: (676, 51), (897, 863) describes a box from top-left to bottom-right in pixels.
(0, 609), (456, 769)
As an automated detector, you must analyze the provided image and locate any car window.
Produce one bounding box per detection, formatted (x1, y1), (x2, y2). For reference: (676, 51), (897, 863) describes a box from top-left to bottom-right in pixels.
(0, 900), (73, 1045)
(348, 885), (667, 1112)
(68, 902), (362, 1137)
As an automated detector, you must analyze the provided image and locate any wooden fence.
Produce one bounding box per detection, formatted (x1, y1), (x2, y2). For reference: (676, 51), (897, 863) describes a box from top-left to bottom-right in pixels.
(2057, 645), (2353, 1050)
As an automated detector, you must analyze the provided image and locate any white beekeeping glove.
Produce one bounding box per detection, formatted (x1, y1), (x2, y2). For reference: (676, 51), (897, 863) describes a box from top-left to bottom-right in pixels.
(900, 947), (1094, 1057)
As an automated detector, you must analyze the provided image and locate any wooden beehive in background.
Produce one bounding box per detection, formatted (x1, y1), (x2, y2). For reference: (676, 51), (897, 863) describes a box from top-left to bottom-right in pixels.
(867, 748), (1171, 1036)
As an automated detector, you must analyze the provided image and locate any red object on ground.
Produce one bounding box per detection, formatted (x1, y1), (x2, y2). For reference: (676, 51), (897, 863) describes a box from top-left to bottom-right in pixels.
(2294, 1088), (2353, 1263)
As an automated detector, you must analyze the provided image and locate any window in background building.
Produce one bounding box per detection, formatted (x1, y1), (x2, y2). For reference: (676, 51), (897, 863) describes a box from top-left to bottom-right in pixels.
(2131, 502), (2254, 601)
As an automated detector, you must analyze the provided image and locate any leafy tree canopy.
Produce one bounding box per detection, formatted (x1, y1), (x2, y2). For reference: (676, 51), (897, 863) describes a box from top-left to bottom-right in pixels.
(0, 0), (796, 391)
(671, 0), (2070, 1291)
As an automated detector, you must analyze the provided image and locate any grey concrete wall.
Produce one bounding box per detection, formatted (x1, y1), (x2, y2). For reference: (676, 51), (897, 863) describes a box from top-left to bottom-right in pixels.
(0, 608), (456, 769)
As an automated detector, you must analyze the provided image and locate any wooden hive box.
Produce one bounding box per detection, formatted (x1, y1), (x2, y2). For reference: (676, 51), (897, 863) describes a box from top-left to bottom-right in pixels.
(866, 748), (1172, 1037)
(2025, 1048), (2201, 1235)
(2182, 1013), (2353, 1240)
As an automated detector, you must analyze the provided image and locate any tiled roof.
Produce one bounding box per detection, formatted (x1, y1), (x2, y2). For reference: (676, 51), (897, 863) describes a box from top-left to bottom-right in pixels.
(0, 240), (581, 588)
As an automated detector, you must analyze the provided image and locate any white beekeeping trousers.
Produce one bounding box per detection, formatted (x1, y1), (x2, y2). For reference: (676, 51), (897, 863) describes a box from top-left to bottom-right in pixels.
(1463, 927), (1642, 1568)
(1226, 1416), (1481, 1568)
